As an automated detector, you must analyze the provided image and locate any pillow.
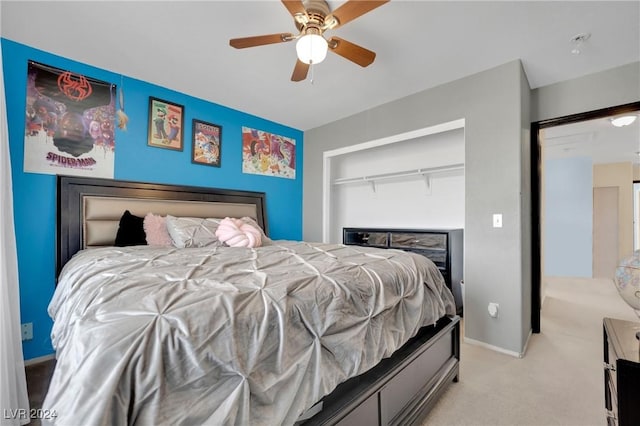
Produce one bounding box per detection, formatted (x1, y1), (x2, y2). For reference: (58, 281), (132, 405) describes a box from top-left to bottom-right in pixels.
(143, 213), (173, 247)
(215, 217), (262, 248)
(165, 216), (224, 248)
(114, 210), (147, 247)
(240, 216), (271, 244)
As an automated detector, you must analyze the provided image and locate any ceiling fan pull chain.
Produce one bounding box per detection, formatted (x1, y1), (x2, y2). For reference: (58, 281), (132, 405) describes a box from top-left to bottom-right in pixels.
(310, 60), (315, 84)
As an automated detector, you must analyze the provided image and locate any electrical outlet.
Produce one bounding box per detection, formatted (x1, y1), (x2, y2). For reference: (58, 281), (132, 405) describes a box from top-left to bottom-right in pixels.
(21, 323), (33, 341)
(488, 303), (499, 318)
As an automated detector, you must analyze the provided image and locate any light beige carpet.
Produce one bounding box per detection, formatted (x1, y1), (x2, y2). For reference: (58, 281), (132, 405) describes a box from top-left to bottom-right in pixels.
(421, 277), (639, 426)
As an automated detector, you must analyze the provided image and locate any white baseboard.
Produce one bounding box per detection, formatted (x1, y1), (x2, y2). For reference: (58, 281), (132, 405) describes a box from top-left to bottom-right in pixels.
(520, 328), (533, 357)
(464, 336), (526, 358)
(24, 354), (55, 366)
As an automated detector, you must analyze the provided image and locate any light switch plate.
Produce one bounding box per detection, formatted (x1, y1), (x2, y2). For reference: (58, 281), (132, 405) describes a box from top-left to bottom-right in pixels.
(493, 214), (503, 228)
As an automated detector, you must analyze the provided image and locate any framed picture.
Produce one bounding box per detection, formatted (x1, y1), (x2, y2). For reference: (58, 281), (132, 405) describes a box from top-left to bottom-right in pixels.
(192, 119), (221, 167)
(147, 97), (184, 150)
(242, 126), (295, 179)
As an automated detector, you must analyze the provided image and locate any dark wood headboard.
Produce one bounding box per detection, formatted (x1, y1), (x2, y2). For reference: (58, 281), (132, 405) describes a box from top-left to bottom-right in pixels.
(56, 176), (267, 276)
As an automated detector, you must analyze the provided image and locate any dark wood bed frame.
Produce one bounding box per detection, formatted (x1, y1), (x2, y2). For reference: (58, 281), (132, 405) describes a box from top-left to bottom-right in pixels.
(56, 175), (460, 426)
(56, 176), (268, 276)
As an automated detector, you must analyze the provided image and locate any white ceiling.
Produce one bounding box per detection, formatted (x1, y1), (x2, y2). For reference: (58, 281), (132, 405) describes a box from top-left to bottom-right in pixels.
(544, 114), (640, 165)
(2, 1), (639, 133)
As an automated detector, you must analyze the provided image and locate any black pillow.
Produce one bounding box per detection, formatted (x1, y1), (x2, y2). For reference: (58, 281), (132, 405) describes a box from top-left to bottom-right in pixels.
(114, 210), (147, 247)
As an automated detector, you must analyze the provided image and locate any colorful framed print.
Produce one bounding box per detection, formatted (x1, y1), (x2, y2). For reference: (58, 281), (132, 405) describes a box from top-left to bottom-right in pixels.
(241, 127), (295, 179)
(147, 97), (184, 150)
(192, 119), (221, 167)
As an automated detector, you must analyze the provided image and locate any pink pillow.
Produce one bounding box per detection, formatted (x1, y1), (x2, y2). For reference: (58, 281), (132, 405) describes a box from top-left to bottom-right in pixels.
(215, 217), (262, 248)
(143, 213), (173, 247)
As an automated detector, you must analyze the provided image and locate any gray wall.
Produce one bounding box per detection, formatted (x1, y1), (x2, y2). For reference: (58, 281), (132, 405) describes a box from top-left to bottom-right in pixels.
(519, 63), (532, 351)
(304, 60), (531, 354)
(532, 62), (640, 122)
(304, 60), (639, 355)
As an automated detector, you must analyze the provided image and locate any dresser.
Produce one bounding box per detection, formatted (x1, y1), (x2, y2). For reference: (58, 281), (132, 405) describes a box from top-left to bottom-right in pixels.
(603, 317), (640, 426)
(343, 228), (463, 315)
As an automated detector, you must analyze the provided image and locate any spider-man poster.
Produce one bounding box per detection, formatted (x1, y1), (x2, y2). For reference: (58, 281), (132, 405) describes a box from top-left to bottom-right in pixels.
(241, 127), (295, 179)
(23, 61), (116, 177)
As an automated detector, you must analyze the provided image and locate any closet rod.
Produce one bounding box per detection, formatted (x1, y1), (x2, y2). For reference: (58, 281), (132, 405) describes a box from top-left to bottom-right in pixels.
(333, 163), (464, 185)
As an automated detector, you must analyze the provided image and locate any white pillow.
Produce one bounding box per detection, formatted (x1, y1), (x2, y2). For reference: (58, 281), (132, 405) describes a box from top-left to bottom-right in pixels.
(165, 216), (224, 248)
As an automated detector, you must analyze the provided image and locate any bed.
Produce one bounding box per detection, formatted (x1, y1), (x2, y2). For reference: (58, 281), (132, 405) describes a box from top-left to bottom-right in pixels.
(44, 176), (460, 426)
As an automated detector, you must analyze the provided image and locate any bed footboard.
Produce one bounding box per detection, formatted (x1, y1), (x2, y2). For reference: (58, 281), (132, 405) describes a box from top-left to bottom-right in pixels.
(303, 315), (460, 426)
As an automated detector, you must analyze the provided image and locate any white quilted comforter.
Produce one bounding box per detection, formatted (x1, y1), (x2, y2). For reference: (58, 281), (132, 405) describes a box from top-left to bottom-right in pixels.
(43, 241), (455, 425)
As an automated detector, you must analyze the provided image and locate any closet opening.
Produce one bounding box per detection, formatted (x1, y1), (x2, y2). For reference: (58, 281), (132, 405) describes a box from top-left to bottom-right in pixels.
(322, 119), (465, 244)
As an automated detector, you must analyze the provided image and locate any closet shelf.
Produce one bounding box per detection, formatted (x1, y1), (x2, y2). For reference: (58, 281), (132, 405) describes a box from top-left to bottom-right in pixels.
(332, 163), (464, 186)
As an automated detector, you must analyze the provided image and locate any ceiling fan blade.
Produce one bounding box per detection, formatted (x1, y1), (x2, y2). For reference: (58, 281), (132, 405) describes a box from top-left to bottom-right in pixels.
(281, 0), (307, 18)
(230, 33), (294, 49)
(291, 59), (310, 82)
(327, 0), (389, 29)
(328, 37), (376, 67)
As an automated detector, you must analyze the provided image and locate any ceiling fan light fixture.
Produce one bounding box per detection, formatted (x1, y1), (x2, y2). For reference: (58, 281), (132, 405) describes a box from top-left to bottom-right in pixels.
(610, 115), (637, 127)
(296, 34), (328, 64)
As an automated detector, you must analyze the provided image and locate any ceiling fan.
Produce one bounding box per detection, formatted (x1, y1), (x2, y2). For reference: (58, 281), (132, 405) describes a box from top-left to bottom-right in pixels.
(229, 0), (389, 82)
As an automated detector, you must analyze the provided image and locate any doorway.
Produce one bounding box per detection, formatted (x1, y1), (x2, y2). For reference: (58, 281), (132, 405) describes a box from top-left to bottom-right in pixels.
(531, 101), (640, 333)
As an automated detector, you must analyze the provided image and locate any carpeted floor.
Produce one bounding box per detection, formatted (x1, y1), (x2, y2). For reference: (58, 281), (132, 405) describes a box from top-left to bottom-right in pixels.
(24, 357), (55, 426)
(421, 277), (639, 426)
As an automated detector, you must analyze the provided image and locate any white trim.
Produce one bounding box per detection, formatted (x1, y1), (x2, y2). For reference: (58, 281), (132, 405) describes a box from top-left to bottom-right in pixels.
(322, 155), (332, 242)
(323, 118), (465, 158)
(520, 328), (533, 357)
(24, 353), (55, 366)
(464, 336), (527, 358)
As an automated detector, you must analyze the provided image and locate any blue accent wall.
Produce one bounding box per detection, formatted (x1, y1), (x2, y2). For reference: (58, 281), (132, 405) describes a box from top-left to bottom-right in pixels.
(544, 156), (592, 277)
(2, 38), (304, 360)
